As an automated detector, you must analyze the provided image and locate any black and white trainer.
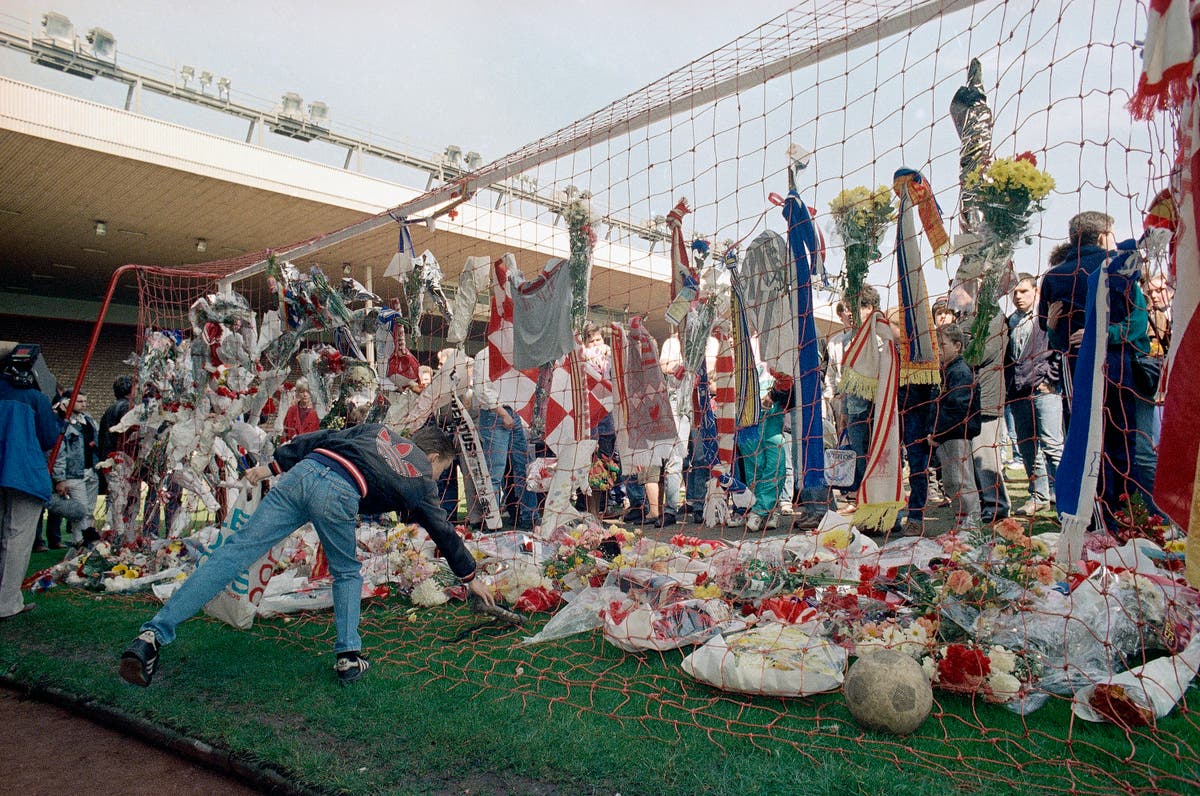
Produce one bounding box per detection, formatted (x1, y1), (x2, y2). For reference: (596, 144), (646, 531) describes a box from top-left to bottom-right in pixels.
(335, 654), (370, 684)
(119, 630), (160, 687)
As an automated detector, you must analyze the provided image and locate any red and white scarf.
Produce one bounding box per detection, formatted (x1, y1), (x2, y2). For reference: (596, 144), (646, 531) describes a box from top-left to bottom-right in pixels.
(486, 254), (539, 424)
(1129, 0), (1195, 119)
(850, 311), (904, 530)
(611, 318), (679, 468)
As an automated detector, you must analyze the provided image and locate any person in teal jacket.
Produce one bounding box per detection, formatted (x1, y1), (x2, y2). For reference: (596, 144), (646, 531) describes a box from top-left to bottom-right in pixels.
(738, 371), (795, 532)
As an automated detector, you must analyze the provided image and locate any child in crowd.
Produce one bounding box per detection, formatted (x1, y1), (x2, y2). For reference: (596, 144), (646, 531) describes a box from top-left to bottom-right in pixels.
(928, 325), (982, 531)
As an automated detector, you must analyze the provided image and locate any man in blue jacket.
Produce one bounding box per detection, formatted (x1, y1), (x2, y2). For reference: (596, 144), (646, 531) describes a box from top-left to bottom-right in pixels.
(0, 345), (60, 619)
(1037, 212), (1151, 527)
(120, 423), (495, 686)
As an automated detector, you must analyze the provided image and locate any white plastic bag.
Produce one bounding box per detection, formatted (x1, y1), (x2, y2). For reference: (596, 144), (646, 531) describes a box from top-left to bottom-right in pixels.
(201, 484), (285, 631)
(681, 623), (848, 696)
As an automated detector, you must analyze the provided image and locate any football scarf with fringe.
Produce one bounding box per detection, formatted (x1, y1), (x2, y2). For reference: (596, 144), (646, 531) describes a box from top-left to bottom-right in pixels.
(893, 168), (943, 387)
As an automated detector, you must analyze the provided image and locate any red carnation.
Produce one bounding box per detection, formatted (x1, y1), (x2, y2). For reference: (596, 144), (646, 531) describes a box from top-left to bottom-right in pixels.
(937, 644), (991, 693)
(514, 586), (562, 613)
(1015, 151), (1038, 166)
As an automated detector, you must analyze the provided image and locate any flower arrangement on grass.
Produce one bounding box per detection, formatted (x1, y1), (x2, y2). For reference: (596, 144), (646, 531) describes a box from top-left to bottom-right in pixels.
(853, 615), (938, 659)
(543, 522), (638, 589)
(920, 642), (1043, 704)
(828, 184), (896, 328)
(1110, 492), (1175, 549)
(961, 152), (1055, 363)
(979, 518), (1060, 590)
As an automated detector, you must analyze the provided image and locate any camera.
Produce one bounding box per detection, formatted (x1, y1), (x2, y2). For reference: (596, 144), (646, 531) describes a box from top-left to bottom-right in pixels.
(0, 342), (56, 394)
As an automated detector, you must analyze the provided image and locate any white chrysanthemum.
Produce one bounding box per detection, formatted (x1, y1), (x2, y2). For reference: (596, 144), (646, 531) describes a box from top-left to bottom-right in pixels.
(410, 578), (449, 607)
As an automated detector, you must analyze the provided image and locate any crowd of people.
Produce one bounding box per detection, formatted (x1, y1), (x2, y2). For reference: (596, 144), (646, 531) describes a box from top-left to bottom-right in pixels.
(0, 209), (1177, 621)
(433, 209), (1172, 541)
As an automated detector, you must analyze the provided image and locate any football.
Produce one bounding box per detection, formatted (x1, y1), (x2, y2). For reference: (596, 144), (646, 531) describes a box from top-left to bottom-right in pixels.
(843, 649), (933, 735)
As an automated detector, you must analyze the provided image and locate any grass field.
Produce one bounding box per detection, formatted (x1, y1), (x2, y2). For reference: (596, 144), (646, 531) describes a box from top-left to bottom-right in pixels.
(6, 468), (1198, 794)
(3, 548), (1198, 796)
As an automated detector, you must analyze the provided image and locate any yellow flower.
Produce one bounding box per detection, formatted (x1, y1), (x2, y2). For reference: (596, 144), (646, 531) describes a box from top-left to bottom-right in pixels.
(1166, 539), (1186, 554)
(693, 584), (723, 599)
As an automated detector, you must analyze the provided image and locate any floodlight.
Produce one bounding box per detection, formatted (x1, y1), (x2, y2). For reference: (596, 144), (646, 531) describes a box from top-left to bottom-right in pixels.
(307, 101), (329, 127)
(465, 151), (483, 170)
(216, 76), (231, 100)
(85, 27), (116, 62)
(195, 238), (207, 253)
(94, 220), (106, 237)
(179, 65), (195, 87)
(279, 92), (304, 121)
(40, 12), (74, 47)
(443, 145), (463, 168)
(199, 71), (213, 92)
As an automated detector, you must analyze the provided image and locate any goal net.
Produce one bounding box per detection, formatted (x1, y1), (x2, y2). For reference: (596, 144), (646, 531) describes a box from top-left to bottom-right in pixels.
(79, 0), (1197, 788)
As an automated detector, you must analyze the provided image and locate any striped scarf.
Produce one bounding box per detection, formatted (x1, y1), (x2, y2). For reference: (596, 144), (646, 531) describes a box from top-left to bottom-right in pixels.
(893, 168), (944, 386)
(1129, 0), (1194, 120)
(783, 190), (827, 490)
(1156, 79), (1200, 586)
(840, 309), (883, 400)
(712, 327), (737, 471)
(729, 273), (762, 431)
(853, 312), (904, 531)
(1056, 262), (1109, 565)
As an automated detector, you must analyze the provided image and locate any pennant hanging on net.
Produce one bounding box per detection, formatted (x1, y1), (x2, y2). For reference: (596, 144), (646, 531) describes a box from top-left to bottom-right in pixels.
(727, 265), (761, 432)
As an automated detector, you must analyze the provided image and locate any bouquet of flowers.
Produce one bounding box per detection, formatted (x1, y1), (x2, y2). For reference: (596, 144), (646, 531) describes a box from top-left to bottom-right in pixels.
(681, 623), (848, 697)
(977, 518), (1060, 591)
(921, 642), (1043, 705)
(1110, 492), (1175, 550)
(827, 185), (896, 327)
(543, 522), (636, 590)
(852, 615), (938, 659)
(961, 152), (1054, 362)
(562, 194), (597, 332)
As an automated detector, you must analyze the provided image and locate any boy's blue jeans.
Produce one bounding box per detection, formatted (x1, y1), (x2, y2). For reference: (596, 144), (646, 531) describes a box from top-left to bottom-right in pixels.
(144, 459), (365, 653)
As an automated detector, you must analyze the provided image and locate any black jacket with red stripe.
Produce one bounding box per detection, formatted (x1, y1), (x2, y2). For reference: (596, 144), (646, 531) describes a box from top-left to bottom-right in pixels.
(270, 423), (476, 581)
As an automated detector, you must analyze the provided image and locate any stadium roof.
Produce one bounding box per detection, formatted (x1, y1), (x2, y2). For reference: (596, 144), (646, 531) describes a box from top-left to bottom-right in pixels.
(0, 76), (677, 333)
